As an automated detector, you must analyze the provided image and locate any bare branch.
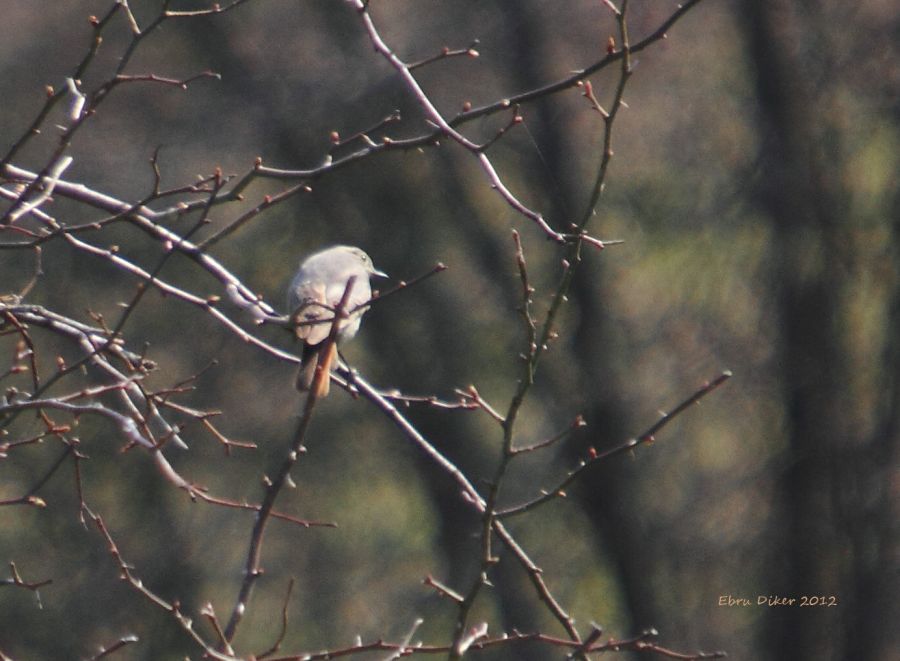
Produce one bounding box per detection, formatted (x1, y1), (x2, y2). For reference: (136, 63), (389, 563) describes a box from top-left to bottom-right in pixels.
(112, 71), (221, 89)
(0, 1), (731, 657)
(511, 415), (586, 455)
(0, 561), (52, 592)
(256, 578), (295, 660)
(222, 277), (359, 644)
(408, 40), (480, 71)
(423, 574), (464, 603)
(164, 0), (254, 18)
(86, 635), (140, 661)
(90, 512), (240, 661)
(497, 371), (734, 518)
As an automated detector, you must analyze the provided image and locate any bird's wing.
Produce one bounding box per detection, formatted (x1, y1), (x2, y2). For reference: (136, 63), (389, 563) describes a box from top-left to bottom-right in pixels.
(291, 279), (332, 345)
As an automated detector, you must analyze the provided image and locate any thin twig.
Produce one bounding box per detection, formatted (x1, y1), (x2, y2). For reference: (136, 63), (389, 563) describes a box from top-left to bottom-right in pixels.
(1, 562), (52, 592)
(256, 578), (295, 659)
(497, 371), (734, 518)
(112, 70), (221, 89)
(86, 635), (140, 661)
(512, 415), (586, 455)
(222, 278), (357, 644)
(423, 574), (464, 603)
(347, 371), (583, 648)
(408, 40), (480, 70)
(90, 513), (240, 661)
(259, 626), (725, 659)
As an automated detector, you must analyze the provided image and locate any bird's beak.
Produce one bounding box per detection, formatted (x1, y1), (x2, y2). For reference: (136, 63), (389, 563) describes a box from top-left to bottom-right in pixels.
(372, 268), (389, 279)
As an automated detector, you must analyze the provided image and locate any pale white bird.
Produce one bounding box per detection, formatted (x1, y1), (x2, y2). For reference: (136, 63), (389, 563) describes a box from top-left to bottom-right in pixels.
(287, 246), (386, 397)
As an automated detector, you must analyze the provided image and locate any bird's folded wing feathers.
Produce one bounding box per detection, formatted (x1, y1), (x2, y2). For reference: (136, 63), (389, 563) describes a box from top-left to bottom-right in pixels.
(293, 277), (369, 345)
(292, 281), (331, 345)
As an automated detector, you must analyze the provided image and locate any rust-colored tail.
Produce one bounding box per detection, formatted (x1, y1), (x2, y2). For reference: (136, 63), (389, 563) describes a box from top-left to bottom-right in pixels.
(295, 341), (336, 397)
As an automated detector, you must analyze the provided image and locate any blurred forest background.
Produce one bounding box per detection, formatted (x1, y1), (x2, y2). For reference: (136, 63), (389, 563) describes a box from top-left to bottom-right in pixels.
(0, 1), (897, 660)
